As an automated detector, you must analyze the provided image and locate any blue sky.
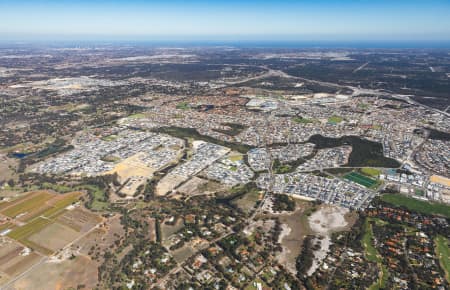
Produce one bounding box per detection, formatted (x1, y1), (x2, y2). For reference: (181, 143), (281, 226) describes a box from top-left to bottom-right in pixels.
(0, 0), (449, 41)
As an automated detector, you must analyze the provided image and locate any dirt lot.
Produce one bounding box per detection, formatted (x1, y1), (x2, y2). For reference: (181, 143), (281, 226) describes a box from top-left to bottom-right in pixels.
(0, 237), (42, 278)
(161, 218), (184, 241)
(156, 174), (186, 196)
(306, 205), (357, 276)
(8, 255), (98, 290)
(177, 176), (207, 196)
(0, 154), (18, 183)
(172, 245), (195, 263)
(56, 208), (103, 232)
(74, 214), (125, 263)
(28, 222), (80, 253)
(275, 201), (314, 274)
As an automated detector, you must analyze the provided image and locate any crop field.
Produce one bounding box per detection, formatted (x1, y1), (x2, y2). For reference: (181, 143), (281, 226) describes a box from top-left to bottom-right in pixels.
(3, 191), (96, 256)
(41, 191), (82, 218)
(344, 172), (378, 188)
(1, 191), (54, 218)
(0, 191), (82, 225)
(7, 217), (53, 241)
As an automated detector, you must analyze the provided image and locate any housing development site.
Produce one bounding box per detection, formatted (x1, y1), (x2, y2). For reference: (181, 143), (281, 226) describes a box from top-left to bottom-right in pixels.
(0, 44), (449, 289)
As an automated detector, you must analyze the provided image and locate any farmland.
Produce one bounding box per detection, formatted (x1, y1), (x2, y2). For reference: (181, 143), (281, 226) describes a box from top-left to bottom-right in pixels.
(2, 191), (54, 218)
(0, 190), (102, 286)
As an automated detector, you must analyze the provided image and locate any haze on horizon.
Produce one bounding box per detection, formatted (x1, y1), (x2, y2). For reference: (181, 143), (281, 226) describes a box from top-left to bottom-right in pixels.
(0, 0), (450, 42)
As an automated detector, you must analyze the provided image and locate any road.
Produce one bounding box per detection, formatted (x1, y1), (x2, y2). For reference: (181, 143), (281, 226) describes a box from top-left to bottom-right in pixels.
(226, 64), (450, 118)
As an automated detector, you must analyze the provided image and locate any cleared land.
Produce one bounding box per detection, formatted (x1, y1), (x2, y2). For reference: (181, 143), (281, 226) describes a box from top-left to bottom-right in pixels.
(430, 175), (450, 187)
(381, 194), (450, 218)
(28, 222), (80, 252)
(232, 188), (262, 215)
(11, 255), (99, 290)
(0, 237), (43, 277)
(276, 202), (314, 274)
(57, 208), (102, 232)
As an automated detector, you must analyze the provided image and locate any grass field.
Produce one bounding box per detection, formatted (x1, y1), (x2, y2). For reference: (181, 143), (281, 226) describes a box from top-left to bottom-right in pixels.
(41, 182), (73, 193)
(381, 194), (450, 218)
(101, 134), (118, 142)
(435, 235), (450, 283)
(228, 154), (243, 162)
(328, 115), (344, 124)
(344, 172), (378, 188)
(360, 167), (381, 178)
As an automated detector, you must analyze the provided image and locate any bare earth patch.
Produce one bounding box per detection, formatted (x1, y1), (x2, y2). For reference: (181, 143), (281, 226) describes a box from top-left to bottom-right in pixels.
(307, 205), (353, 276)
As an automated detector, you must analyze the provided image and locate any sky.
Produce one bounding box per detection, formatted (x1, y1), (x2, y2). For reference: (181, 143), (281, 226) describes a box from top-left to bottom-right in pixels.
(0, 0), (449, 42)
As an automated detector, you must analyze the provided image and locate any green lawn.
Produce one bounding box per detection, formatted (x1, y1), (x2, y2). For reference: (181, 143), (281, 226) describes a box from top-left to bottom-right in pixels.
(435, 235), (450, 283)
(381, 194), (450, 218)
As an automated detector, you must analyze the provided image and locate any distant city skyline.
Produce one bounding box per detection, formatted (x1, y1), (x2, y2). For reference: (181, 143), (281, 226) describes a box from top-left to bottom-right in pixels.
(1, 0), (450, 42)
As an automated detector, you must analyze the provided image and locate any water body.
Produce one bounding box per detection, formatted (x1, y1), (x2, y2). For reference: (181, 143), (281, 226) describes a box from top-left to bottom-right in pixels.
(307, 134), (401, 168)
(11, 152), (29, 159)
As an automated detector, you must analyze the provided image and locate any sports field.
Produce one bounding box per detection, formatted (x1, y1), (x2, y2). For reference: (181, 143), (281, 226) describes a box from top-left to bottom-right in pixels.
(344, 172), (378, 188)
